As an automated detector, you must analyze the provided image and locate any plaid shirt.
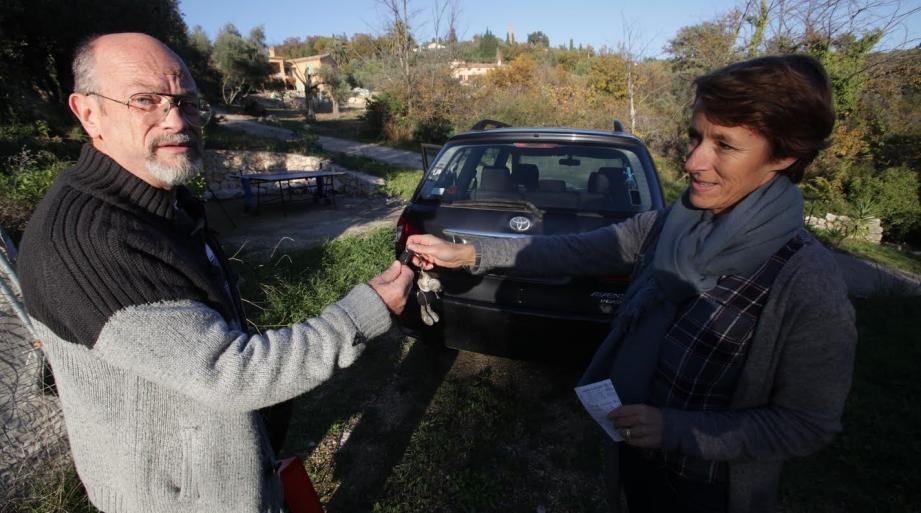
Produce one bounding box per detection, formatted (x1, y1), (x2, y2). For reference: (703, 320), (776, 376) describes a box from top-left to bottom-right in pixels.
(646, 231), (808, 483)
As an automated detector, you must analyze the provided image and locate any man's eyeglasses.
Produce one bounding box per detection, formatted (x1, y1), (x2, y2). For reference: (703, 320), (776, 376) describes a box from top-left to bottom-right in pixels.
(86, 92), (212, 128)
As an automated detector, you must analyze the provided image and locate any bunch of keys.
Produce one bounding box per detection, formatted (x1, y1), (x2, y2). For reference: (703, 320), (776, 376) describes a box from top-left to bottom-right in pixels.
(399, 248), (443, 326)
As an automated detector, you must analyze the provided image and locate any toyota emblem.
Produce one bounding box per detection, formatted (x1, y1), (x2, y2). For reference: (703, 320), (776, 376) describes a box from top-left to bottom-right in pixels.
(509, 216), (532, 232)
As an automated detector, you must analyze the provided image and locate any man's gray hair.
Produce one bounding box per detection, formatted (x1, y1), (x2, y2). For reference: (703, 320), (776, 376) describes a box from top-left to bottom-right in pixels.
(73, 35), (102, 93)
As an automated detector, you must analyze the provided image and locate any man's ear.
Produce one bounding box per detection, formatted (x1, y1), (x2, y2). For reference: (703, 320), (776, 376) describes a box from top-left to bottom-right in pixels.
(69, 93), (102, 139)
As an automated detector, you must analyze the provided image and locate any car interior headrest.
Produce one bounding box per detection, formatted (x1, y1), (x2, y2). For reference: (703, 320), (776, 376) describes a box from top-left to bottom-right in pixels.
(537, 179), (566, 192)
(587, 172), (610, 194)
(511, 164), (539, 191)
(480, 166), (512, 191)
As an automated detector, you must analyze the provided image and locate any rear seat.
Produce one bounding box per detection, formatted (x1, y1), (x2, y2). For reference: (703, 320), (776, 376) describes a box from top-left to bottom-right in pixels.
(511, 164), (539, 192)
(523, 179), (579, 209)
(472, 166), (520, 200)
(597, 166), (632, 209)
(580, 172), (613, 210)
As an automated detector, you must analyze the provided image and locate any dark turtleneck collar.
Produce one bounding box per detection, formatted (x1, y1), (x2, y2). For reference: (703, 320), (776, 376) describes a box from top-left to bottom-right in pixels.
(68, 143), (179, 220)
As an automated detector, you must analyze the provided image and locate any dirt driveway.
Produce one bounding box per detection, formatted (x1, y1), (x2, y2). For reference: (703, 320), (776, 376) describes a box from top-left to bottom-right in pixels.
(205, 194), (405, 261)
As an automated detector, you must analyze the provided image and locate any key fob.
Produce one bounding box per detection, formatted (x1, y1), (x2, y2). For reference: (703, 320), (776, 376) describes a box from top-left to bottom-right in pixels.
(399, 248), (416, 267)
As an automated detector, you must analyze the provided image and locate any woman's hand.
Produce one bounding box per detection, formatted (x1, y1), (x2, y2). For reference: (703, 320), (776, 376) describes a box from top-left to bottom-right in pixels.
(608, 404), (664, 448)
(406, 234), (477, 270)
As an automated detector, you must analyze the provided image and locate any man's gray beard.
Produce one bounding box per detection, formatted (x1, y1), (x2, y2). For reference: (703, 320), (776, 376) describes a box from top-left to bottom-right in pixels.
(145, 154), (202, 188)
(145, 133), (203, 188)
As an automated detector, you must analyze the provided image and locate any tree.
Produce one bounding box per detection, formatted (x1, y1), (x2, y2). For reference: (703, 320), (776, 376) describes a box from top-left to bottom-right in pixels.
(377, 0), (419, 111)
(319, 66), (351, 118)
(587, 54), (628, 101)
(350, 33), (382, 59)
(477, 28), (500, 62)
(326, 38), (350, 66)
(211, 24), (273, 105)
(184, 26), (221, 101)
(0, 0), (191, 123)
(527, 31), (550, 47)
(745, 0), (769, 57)
(667, 17), (740, 79)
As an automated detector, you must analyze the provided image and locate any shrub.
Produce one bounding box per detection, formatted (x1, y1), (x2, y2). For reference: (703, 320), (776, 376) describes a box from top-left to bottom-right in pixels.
(846, 165), (921, 241)
(0, 147), (70, 238)
(0, 122), (83, 161)
(412, 115), (453, 144)
(362, 92), (405, 139)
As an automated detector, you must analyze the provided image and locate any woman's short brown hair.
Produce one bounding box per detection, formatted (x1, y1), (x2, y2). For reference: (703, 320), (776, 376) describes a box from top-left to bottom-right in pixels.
(693, 54), (835, 183)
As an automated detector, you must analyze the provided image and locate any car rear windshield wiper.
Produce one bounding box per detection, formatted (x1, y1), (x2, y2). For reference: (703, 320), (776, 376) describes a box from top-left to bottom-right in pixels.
(446, 199), (543, 218)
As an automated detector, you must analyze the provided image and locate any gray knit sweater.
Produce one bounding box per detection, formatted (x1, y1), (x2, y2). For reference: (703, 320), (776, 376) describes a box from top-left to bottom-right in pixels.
(19, 146), (394, 513)
(471, 210), (857, 513)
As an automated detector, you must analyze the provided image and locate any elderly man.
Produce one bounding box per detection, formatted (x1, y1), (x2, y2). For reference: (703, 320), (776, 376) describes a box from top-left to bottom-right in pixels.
(17, 33), (413, 513)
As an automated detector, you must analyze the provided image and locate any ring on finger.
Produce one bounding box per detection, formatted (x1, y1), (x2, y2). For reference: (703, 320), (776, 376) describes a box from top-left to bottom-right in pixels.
(623, 428), (632, 441)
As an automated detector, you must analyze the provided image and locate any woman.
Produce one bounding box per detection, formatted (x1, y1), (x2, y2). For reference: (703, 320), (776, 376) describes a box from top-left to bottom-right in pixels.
(407, 55), (856, 513)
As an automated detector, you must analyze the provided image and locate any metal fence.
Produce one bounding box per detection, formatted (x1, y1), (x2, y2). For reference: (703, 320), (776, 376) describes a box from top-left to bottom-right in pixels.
(0, 227), (69, 504)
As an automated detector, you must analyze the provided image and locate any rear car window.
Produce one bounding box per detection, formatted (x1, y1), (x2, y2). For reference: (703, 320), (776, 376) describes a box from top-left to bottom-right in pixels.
(419, 142), (653, 213)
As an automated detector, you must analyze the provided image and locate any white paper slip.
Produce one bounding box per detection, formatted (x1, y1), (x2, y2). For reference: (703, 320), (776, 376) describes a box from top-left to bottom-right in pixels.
(575, 379), (624, 442)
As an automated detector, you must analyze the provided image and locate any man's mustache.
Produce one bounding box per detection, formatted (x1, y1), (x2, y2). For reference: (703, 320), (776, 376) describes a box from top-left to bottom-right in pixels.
(147, 133), (202, 155)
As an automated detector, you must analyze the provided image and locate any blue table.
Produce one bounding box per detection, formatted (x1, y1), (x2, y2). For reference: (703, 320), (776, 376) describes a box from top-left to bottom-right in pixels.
(229, 170), (345, 216)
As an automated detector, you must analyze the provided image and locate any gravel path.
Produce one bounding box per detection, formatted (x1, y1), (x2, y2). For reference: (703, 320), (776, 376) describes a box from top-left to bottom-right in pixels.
(217, 114), (423, 169)
(218, 114), (299, 140)
(315, 136), (423, 169)
(832, 251), (921, 297)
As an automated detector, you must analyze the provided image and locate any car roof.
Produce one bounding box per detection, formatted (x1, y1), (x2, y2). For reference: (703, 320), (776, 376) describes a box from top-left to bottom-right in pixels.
(446, 127), (647, 147)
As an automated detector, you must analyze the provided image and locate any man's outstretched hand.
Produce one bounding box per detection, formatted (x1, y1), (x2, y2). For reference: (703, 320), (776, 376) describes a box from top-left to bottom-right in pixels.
(368, 261), (414, 315)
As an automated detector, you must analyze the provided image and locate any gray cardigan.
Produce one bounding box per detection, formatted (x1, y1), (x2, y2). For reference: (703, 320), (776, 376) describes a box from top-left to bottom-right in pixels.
(32, 288), (391, 513)
(472, 210), (857, 512)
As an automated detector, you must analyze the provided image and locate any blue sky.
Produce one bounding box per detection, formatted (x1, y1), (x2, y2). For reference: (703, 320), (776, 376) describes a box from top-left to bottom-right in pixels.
(179, 0), (921, 58)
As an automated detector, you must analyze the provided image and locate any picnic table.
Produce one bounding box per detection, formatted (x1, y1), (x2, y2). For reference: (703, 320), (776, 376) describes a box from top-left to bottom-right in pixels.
(229, 170), (345, 216)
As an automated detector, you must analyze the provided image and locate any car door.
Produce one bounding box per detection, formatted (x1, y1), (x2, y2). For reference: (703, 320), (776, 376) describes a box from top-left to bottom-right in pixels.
(420, 143), (443, 171)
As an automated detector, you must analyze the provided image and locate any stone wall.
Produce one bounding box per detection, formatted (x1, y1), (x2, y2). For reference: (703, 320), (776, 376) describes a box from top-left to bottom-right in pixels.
(202, 150), (385, 199)
(203, 150), (327, 199)
(805, 212), (884, 244)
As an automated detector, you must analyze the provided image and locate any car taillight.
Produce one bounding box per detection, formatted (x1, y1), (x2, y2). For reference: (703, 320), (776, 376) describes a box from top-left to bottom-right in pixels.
(395, 216), (422, 246)
(512, 143), (559, 148)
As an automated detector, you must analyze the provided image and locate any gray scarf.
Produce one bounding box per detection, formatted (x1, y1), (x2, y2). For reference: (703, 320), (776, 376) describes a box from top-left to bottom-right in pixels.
(579, 175), (804, 404)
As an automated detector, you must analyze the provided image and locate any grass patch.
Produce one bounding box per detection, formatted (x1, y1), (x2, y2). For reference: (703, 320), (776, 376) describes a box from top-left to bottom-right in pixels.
(781, 296), (921, 511)
(810, 227), (921, 276)
(370, 366), (606, 513)
(322, 152), (422, 201)
(204, 123), (318, 154)
(4, 461), (99, 513)
(307, 109), (420, 153)
(237, 226), (395, 327)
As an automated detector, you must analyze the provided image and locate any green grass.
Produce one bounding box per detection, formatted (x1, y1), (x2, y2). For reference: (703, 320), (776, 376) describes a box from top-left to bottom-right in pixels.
(781, 296), (921, 512)
(371, 368), (527, 513)
(305, 110), (421, 153)
(237, 227), (395, 327)
(204, 123), (319, 154)
(369, 366), (606, 513)
(320, 152), (422, 201)
(4, 461), (99, 513)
